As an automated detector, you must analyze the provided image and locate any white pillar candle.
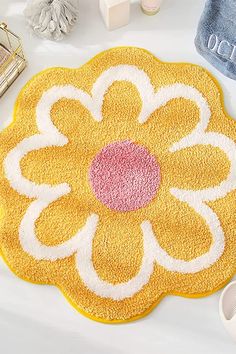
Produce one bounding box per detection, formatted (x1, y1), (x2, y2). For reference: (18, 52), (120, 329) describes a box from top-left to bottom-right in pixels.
(99, 0), (130, 31)
(141, 0), (162, 15)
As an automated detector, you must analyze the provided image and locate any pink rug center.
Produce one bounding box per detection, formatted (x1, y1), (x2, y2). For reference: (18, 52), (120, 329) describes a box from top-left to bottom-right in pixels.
(89, 141), (161, 212)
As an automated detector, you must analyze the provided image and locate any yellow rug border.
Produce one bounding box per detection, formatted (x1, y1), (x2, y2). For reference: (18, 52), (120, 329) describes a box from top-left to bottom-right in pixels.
(0, 46), (235, 324)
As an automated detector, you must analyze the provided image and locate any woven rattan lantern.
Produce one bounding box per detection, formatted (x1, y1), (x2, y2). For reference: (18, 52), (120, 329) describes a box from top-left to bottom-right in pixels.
(0, 23), (26, 97)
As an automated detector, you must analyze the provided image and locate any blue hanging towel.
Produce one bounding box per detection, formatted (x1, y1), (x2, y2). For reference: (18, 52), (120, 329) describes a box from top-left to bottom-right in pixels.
(195, 0), (236, 80)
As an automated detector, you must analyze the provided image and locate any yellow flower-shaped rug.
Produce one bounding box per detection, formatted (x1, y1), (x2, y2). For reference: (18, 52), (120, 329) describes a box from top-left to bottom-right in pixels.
(0, 47), (236, 323)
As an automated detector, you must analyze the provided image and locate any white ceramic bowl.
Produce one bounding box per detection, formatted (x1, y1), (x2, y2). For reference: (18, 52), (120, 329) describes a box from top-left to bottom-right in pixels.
(219, 281), (236, 341)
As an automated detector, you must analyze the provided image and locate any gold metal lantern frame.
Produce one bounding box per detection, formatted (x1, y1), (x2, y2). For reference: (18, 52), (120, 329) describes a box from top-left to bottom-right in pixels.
(0, 23), (26, 97)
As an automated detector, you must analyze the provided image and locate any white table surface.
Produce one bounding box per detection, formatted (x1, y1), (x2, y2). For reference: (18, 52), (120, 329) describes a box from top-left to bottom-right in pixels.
(0, 1), (236, 353)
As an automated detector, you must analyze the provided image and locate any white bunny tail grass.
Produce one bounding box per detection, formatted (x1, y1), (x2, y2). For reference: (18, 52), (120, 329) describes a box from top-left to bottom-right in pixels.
(24, 0), (79, 41)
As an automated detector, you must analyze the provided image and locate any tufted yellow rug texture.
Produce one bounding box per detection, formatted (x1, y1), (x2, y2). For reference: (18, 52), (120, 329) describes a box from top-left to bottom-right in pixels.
(0, 47), (236, 323)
